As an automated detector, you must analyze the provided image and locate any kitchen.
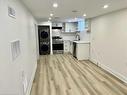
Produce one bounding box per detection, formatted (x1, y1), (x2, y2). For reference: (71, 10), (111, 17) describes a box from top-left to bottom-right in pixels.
(38, 18), (91, 60)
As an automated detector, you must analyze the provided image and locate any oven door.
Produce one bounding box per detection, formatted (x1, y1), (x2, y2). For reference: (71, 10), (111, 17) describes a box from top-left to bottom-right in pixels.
(53, 43), (64, 54)
(53, 44), (64, 50)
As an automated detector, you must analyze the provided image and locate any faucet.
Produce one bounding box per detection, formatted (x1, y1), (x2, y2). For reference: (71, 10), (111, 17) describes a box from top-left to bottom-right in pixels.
(75, 33), (80, 41)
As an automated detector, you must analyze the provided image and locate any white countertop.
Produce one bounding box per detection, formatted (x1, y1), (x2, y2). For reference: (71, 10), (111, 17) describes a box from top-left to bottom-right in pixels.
(63, 40), (90, 44)
(73, 41), (90, 44)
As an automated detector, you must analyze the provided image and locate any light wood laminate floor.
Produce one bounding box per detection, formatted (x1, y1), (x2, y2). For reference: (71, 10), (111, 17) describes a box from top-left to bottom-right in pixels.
(31, 54), (127, 95)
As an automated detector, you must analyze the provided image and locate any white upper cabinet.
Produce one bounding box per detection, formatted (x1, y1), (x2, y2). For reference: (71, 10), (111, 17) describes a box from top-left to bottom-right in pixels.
(64, 22), (78, 32)
(52, 18), (86, 33)
(52, 22), (63, 27)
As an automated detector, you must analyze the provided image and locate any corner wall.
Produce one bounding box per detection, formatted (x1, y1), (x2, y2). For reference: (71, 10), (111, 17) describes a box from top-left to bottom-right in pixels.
(90, 8), (127, 83)
(0, 0), (37, 95)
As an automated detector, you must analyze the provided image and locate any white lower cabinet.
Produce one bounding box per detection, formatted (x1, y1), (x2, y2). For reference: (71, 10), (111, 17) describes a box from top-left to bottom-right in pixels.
(64, 40), (75, 54)
(73, 41), (90, 60)
(76, 43), (90, 60)
(64, 41), (70, 53)
(69, 41), (73, 54)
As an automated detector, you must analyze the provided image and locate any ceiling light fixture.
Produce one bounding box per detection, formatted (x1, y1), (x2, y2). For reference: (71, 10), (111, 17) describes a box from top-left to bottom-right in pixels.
(103, 5), (109, 9)
(53, 3), (58, 8)
(50, 13), (54, 17)
(83, 13), (86, 17)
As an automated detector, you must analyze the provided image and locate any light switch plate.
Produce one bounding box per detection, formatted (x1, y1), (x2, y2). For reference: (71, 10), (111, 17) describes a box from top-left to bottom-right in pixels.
(8, 6), (16, 18)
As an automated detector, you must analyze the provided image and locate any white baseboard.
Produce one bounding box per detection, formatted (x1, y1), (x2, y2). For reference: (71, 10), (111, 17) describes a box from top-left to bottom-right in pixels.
(89, 58), (98, 65)
(25, 63), (37, 95)
(90, 59), (127, 84)
(100, 64), (127, 83)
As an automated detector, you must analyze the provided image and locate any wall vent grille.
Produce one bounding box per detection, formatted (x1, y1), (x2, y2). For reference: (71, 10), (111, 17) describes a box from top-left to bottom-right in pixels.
(11, 40), (21, 61)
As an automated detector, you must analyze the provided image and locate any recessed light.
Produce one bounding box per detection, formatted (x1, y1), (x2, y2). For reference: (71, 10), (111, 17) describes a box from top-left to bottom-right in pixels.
(49, 17), (51, 20)
(53, 3), (58, 8)
(103, 5), (109, 9)
(50, 13), (53, 17)
(83, 13), (86, 17)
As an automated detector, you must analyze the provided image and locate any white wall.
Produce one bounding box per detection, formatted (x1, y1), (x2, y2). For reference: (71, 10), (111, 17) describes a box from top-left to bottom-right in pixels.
(80, 30), (90, 41)
(79, 19), (90, 42)
(0, 0), (37, 95)
(61, 33), (76, 41)
(52, 29), (76, 41)
(90, 8), (127, 82)
(34, 24), (40, 60)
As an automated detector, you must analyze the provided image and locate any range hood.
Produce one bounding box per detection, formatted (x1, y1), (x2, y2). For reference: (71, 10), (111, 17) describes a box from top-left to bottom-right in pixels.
(52, 27), (62, 29)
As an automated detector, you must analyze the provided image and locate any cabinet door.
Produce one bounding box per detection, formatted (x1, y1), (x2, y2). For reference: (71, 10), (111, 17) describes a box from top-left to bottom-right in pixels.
(69, 42), (73, 54)
(77, 43), (89, 60)
(64, 41), (70, 52)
